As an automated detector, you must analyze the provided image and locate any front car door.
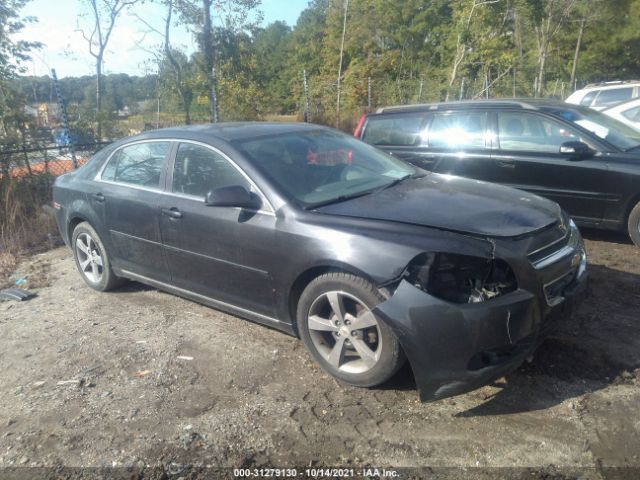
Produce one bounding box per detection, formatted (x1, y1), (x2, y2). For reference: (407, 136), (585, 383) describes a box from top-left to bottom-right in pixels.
(159, 141), (278, 317)
(96, 140), (171, 281)
(490, 110), (608, 224)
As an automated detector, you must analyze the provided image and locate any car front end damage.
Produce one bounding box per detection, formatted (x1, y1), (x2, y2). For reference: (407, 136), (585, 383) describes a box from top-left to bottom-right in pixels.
(373, 217), (588, 402)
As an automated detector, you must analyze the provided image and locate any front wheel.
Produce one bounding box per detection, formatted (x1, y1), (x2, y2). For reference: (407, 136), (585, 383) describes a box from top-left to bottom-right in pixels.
(71, 222), (123, 291)
(296, 272), (405, 387)
(628, 201), (640, 247)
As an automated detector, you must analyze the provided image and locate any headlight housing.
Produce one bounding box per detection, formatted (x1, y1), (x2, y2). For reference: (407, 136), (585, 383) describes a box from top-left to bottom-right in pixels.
(404, 252), (517, 303)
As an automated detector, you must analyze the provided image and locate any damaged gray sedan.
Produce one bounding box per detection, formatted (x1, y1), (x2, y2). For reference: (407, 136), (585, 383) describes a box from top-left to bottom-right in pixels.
(53, 123), (588, 401)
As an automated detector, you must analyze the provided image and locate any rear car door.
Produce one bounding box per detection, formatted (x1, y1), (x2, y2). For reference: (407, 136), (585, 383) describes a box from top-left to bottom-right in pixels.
(97, 140), (171, 281)
(423, 110), (505, 182)
(159, 142), (278, 317)
(491, 110), (608, 224)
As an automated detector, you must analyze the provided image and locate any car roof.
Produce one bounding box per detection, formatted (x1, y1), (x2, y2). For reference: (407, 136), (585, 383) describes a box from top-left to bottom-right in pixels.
(373, 98), (569, 115)
(126, 122), (327, 143)
(579, 80), (640, 91)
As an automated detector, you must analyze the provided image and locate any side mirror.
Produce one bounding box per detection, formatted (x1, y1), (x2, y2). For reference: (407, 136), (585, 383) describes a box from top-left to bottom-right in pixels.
(205, 185), (261, 210)
(559, 141), (594, 159)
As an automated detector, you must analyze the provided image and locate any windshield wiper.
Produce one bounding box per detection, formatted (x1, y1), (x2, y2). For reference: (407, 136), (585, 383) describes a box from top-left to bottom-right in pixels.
(625, 144), (640, 152)
(306, 189), (378, 209)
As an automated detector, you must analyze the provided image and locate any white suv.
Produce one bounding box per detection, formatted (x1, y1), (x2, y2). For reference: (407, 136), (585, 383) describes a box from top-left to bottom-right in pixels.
(565, 81), (640, 110)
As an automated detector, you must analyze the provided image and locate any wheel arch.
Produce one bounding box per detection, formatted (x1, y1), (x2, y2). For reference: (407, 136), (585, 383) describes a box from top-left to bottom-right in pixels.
(287, 263), (379, 337)
(625, 191), (640, 225)
(67, 215), (90, 246)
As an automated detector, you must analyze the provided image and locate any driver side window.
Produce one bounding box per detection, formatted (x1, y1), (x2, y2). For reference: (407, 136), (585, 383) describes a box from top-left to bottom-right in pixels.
(497, 112), (583, 153)
(172, 143), (250, 198)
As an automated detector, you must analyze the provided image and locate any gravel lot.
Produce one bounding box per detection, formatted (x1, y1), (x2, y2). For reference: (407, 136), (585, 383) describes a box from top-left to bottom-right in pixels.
(0, 230), (639, 478)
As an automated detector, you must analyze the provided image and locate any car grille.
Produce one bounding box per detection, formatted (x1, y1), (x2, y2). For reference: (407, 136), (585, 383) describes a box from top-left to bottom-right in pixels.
(527, 221), (584, 306)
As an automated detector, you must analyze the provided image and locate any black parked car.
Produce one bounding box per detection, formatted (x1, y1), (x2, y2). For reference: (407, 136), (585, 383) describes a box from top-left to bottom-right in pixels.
(354, 99), (640, 246)
(53, 123), (587, 401)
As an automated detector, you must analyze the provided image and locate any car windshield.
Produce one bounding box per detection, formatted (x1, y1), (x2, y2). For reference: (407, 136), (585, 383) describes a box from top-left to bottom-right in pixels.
(234, 129), (418, 208)
(542, 105), (640, 151)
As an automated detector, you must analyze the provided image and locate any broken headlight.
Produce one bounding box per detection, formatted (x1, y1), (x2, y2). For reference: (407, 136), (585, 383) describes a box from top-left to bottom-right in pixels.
(404, 252), (517, 303)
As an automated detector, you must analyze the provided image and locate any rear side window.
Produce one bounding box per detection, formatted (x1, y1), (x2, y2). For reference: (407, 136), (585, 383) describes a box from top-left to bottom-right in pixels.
(427, 111), (488, 149)
(101, 142), (170, 188)
(362, 113), (425, 146)
(594, 87), (634, 107)
(579, 91), (598, 106)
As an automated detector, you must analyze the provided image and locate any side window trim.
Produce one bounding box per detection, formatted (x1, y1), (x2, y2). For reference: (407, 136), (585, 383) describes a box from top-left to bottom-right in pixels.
(165, 139), (275, 214)
(95, 139), (171, 192)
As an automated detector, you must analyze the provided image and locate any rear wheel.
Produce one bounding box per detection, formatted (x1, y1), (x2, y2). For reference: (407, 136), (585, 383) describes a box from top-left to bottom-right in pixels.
(296, 272), (405, 387)
(628, 201), (640, 247)
(71, 222), (123, 291)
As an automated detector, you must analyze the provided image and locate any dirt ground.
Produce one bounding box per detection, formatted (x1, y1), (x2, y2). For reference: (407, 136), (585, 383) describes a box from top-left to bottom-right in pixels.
(0, 230), (639, 479)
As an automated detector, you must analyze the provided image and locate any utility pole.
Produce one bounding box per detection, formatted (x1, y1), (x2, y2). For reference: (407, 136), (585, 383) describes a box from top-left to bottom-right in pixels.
(51, 68), (77, 169)
(459, 78), (465, 101)
(417, 79), (423, 103)
(303, 70), (310, 122)
(211, 66), (219, 123)
(367, 77), (372, 111)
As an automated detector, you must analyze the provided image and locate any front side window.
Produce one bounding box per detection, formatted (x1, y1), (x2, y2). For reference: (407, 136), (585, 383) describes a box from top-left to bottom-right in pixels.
(427, 111), (488, 149)
(622, 106), (640, 122)
(497, 112), (583, 153)
(102, 142), (169, 188)
(542, 105), (640, 151)
(172, 143), (249, 198)
(594, 87), (634, 107)
(362, 113), (426, 146)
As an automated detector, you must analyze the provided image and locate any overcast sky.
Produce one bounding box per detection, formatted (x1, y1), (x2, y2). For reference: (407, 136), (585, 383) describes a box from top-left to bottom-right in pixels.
(14, 0), (309, 78)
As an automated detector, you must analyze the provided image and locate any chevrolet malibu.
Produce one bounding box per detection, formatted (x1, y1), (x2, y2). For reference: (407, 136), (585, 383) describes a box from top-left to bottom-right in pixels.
(53, 123), (588, 401)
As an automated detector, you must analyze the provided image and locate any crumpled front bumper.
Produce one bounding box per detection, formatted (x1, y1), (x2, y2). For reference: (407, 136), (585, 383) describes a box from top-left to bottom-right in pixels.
(374, 268), (588, 402)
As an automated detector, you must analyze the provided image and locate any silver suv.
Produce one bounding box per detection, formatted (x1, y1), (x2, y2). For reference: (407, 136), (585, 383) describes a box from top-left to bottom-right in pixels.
(566, 81), (640, 111)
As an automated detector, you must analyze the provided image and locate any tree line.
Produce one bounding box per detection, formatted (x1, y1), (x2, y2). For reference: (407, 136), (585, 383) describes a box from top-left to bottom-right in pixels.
(3, 0), (640, 140)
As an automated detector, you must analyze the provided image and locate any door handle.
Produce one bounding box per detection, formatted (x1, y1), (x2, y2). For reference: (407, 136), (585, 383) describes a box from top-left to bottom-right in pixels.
(161, 207), (183, 219)
(93, 193), (105, 202)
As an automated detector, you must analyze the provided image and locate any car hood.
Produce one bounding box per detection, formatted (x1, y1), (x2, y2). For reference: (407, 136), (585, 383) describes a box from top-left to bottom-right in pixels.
(315, 174), (561, 237)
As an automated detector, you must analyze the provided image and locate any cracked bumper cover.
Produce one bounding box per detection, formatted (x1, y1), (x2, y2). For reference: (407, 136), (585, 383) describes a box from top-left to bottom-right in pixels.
(373, 270), (588, 402)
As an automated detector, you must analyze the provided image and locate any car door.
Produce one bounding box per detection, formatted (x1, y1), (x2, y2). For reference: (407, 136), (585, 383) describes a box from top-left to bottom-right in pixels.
(159, 141), (278, 317)
(491, 110), (608, 224)
(96, 140), (171, 281)
(423, 110), (507, 183)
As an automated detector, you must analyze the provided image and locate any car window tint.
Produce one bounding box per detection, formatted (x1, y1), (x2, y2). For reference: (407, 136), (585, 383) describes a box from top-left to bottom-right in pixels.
(497, 112), (581, 153)
(362, 114), (425, 146)
(102, 142), (169, 188)
(427, 112), (488, 149)
(594, 87), (634, 107)
(579, 91), (597, 106)
(172, 143), (249, 197)
(622, 106), (640, 122)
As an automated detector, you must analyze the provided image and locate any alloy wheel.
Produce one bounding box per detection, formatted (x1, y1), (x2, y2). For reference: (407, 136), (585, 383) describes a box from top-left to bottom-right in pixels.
(75, 232), (104, 284)
(307, 291), (382, 374)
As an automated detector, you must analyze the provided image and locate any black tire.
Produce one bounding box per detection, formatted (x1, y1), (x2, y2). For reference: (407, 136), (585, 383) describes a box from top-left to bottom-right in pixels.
(296, 272), (405, 387)
(71, 222), (124, 291)
(629, 202), (640, 247)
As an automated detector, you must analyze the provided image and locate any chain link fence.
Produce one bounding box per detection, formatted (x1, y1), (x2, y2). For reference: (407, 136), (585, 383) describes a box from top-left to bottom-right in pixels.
(0, 142), (111, 254)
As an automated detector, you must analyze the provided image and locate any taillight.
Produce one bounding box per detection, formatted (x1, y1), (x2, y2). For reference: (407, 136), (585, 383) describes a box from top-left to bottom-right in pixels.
(353, 114), (367, 138)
